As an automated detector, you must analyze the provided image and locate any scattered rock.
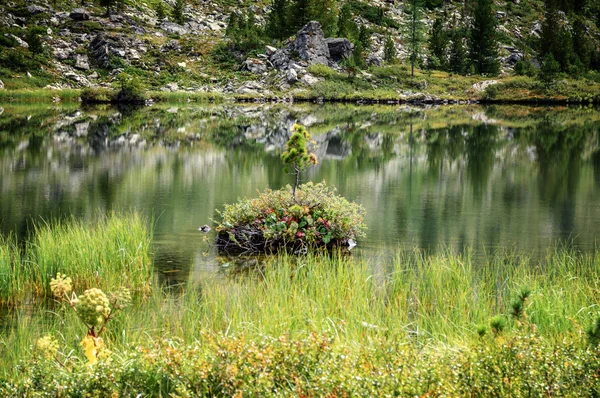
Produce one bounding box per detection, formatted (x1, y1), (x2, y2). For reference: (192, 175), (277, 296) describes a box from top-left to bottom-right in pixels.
(244, 58), (268, 74)
(325, 38), (353, 61)
(89, 34), (110, 68)
(69, 8), (90, 21)
(301, 74), (320, 86)
(6, 34), (29, 48)
(505, 52), (522, 65)
(27, 5), (48, 15)
(162, 82), (179, 91)
(294, 21), (330, 65)
(236, 81), (266, 95)
(74, 54), (90, 70)
(270, 49), (291, 70)
(286, 68), (298, 83)
(160, 21), (188, 35)
(0, 80), (4, 90)
(265, 45), (277, 56)
(472, 80), (499, 92)
(64, 71), (90, 87)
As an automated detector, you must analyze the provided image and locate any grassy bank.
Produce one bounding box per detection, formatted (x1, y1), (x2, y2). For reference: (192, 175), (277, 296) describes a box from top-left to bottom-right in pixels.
(2, 69), (600, 105)
(1, 247), (599, 394)
(0, 213), (153, 306)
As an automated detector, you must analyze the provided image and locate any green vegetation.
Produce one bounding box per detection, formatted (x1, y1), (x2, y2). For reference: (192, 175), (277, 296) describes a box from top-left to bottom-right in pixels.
(0, 213), (152, 306)
(1, 248), (600, 395)
(469, 0), (500, 75)
(215, 182), (366, 253)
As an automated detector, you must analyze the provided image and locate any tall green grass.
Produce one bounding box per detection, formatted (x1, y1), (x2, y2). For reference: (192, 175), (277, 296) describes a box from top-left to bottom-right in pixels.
(0, 89), (81, 103)
(1, 247), (599, 381)
(0, 213), (153, 306)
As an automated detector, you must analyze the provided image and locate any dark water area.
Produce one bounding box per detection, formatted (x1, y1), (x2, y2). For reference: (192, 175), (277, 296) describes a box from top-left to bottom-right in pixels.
(1, 103), (599, 281)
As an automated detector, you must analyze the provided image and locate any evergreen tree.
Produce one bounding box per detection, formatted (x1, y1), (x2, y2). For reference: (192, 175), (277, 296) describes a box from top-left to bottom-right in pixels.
(539, 53), (561, 86)
(25, 27), (44, 55)
(225, 12), (239, 39)
(172, 0), (185, 25)
(540, 0), (575, 72)
(98, 0), (124, 16)
(156, 1), (166, 21)
(358, 25), (371, 50)
(403, 0), (426, 76)
(310, 0), (338, 37)
(337, 2), (355, 38)
(572, 16), (592, 70)
(383, 36), (397, 64)
(468, 0), (500, 75)
(428, 17), (448, 70)
(291, 0), (312, 31)
(267, 0), (291, 40)
(448, 28), (468, 74)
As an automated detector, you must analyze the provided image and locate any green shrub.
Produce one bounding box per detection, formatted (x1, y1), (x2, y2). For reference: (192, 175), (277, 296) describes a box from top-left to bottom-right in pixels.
(215, 181), (366, 254)
(116, 74), (147, 104)
(81, 87), (116, 103)
(3, 330), (600, 396)
(307, 64), (341, 79)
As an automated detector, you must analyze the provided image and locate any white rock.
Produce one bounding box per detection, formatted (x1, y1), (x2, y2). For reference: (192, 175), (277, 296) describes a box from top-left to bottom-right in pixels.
(300, 74), (320, 86)
(286, 68), (298, 83)
(472, 80), (499, 92)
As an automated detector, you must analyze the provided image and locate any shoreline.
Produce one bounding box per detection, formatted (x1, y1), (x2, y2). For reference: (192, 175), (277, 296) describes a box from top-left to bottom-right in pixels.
(0, 87), (599, 106)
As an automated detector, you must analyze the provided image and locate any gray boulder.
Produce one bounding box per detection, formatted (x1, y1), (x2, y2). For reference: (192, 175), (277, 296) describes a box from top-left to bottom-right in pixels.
(75, 54), (90, 70)
(270, 49), (291, 70)
(27, 5), (49, 15)
(69, 8), (90, 21)
(160, 22), (189, 35)
(325, 38), (353, 61)
(286, 68), (298, 83)
(294, 21), (330, 65)
(244, 58), (268, 75)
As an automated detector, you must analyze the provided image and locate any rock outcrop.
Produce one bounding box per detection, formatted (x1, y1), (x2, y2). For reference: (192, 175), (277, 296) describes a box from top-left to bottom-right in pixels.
(325, 38), (353, 61)
(294, 21), (330, 65)
(69, 8), (90, 21)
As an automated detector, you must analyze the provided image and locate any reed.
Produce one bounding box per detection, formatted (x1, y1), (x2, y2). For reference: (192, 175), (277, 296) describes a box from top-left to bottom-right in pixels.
(1, 246), (599, 384)
(0, 213), (153, 306)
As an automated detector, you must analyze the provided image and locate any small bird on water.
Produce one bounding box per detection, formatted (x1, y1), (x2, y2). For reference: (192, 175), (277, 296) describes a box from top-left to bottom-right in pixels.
(198, 225), (211, 233)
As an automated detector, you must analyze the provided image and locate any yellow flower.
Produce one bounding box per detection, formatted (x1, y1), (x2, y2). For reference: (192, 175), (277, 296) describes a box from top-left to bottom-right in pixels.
(49, 273), (72, 299)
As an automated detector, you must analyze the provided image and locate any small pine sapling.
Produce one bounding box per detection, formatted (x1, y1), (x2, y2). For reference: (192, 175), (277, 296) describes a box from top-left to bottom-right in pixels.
(281, 124), (317, 201)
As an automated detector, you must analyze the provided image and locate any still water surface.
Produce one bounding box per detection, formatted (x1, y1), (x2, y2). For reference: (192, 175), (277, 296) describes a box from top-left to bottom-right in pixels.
(1, 103), (599, 282)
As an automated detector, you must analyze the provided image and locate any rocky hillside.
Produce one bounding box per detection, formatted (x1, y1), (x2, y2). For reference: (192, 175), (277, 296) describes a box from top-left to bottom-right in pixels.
(0, 0), (599, 100)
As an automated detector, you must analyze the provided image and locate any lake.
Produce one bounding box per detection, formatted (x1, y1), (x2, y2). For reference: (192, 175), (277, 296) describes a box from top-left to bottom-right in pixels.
(1, 103), (599, 284)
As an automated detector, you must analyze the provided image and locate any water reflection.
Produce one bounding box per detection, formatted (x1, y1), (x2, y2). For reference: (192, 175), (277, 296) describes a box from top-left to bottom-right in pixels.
(1, 103), (599, 275)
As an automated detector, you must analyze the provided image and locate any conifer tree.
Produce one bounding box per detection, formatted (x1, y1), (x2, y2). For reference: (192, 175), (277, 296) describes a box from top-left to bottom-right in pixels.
(383, 36), (397, 64)
(337, 2), (355, 38)
(172, 0), (185, 25)
(571, 15), (592, 70)
(267, 0), (291, 40)
(310, 0), (338, 37)
(358, 25), (371, 50)
(403, 0), (426, 76)
(156, 1), (166, 21)
(448, 28), (467, 74)
(468, 0), (500, 75)
(428, 17), (448, 70)
(98, 0), (124, 16)
(540, 0), (574, 72)
(291, 0), (312, 31)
